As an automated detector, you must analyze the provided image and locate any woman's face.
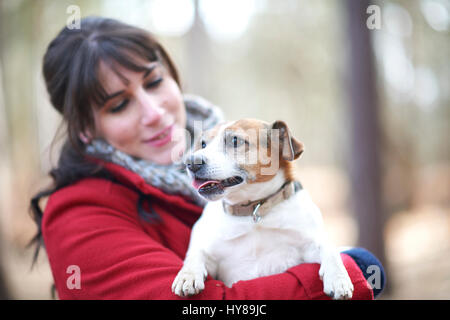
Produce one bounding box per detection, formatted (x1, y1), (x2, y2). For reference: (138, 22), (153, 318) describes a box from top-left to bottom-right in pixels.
(92, 59), (187, 164)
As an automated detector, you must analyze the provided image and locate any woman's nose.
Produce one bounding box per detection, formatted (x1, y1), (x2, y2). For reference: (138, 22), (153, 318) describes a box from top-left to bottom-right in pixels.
(138, 91), (164, 125)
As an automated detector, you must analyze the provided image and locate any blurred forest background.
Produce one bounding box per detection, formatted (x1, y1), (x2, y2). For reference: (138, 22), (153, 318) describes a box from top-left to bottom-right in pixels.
(0, 0), (449, 299)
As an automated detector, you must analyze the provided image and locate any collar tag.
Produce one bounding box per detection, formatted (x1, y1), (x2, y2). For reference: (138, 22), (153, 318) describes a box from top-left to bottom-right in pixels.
(252, 203), (262, 223)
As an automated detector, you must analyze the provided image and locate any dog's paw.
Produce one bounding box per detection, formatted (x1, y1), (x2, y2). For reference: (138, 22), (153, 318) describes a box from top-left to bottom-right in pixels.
(172, 265), (207, 297)
(321, 269), (354, 300)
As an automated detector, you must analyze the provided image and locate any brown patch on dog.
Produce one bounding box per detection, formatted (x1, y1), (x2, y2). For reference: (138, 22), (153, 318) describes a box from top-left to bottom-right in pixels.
(200, 119), (303, 184)
(226, 119), (270, 132)
(193, 122), (226, 151)
(203, 122), (225, 140)
(224, 119), (281, 184)
(272, 121), (304, 161)
(270, 120), (304, 182)
(280, 160), (298, 182)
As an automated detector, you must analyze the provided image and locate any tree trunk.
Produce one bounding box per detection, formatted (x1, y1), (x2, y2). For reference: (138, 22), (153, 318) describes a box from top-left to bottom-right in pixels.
(345, 0), (387, 269)
(185, 0), (212, 97)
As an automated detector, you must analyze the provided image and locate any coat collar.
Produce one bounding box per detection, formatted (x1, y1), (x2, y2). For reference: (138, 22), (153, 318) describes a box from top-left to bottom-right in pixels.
(98, 160), (204, 215)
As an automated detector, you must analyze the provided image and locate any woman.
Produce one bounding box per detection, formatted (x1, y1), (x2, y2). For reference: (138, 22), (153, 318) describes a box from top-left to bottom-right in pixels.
(30, 16), (384, 299)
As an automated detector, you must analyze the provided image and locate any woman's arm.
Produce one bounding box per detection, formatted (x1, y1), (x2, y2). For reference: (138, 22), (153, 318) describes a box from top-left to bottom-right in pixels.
(42, 178), (374, 300)
(192, 253), (372, 300)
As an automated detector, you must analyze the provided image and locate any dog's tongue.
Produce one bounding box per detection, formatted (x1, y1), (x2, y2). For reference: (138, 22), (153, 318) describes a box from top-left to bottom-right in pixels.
(192, 179), (220, 190)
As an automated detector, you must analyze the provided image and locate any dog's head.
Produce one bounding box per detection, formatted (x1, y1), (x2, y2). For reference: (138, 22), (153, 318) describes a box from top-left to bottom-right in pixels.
(185, 119), (304, 202)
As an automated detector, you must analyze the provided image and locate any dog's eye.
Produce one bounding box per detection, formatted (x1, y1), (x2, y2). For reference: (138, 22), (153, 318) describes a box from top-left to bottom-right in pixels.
(201, 140), (206, 149)
(232, 136), (244, 148)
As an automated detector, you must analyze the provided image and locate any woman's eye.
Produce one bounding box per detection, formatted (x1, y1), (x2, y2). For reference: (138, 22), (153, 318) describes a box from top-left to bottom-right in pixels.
(145, 78), (163, 89)
(201, 140), (207, 149)
(110, 99), (129, 113)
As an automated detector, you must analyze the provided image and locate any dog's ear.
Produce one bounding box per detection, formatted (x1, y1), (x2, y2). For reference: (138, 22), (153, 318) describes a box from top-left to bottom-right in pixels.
(271, 121), (304, 161)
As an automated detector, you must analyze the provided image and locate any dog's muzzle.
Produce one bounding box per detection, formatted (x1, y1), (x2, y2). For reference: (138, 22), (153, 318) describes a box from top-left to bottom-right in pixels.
(185, 154), (206, 174)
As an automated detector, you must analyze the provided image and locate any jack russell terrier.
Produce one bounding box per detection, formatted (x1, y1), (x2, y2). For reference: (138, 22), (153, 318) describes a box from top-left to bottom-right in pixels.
(172, 119), (354, 300)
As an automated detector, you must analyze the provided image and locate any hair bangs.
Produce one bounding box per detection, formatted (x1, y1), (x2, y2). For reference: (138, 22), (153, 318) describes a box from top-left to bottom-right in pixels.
(84, 37), (162, 108)
(82, 48), (108, 109)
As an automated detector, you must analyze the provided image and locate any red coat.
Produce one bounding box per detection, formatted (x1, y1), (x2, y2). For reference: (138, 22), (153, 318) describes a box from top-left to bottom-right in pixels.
(42, 161), (373, 300)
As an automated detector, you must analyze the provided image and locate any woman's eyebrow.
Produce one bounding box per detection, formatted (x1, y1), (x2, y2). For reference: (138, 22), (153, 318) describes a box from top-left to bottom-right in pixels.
(142, 65), (157, 78)
(104, 90), (125, 102)
(103, 65), (158, 102)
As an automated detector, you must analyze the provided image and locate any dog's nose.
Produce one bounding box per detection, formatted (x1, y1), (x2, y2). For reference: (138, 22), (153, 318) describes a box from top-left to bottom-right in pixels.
(185, 154), (206, 173)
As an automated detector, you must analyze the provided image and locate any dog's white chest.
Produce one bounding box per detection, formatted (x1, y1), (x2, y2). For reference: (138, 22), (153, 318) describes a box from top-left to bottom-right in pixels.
(213, 226), (305, 286)
(200, 191), (323, 287)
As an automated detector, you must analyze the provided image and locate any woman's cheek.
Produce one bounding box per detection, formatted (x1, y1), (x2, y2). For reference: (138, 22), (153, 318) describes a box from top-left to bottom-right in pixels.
(165, 79), (184, 113)
(172, 95), (186, 127)
(99, 116), (138, 149)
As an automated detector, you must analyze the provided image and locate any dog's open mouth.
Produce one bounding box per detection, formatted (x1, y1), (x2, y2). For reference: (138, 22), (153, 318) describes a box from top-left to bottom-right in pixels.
(192, 176), (244, 195)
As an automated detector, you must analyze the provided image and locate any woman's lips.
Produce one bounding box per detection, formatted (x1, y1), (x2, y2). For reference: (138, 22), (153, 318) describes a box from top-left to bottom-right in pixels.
(144, 125), (173, 147)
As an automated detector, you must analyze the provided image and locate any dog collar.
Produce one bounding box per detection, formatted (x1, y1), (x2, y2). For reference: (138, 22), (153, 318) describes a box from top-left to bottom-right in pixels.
(222, 181), (302, 223)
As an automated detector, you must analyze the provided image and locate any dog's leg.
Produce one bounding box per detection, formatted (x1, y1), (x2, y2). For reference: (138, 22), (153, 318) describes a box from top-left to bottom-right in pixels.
(172, 249), (209, 297)
(172, 213), (217, 297)
(318, 244), (354, 300)
(300, 196), (354, 300)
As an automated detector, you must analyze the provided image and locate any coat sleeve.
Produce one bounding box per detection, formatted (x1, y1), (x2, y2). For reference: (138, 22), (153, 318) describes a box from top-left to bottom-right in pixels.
(42, 179), (373, 300)
(196, 253), (373, 300)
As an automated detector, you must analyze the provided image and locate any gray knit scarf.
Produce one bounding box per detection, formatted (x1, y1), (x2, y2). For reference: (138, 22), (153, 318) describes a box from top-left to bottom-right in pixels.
(85, 94), (224, 206)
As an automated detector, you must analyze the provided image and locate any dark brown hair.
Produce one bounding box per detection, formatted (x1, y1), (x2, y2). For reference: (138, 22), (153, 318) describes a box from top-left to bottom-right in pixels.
(30, 16), (180, 266)
(43, 16), (180, 149)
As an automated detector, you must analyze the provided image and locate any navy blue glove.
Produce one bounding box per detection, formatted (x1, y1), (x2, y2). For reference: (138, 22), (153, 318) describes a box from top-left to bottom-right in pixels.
(342, 247), (386, 298)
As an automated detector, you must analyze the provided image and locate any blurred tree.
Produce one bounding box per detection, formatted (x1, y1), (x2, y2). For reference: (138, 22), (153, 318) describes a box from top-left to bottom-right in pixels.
(184, 0), (213, 98)
(345, 0), (387, 269)
(0, 245), (11, 299)
(0, 0), (11, 300)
